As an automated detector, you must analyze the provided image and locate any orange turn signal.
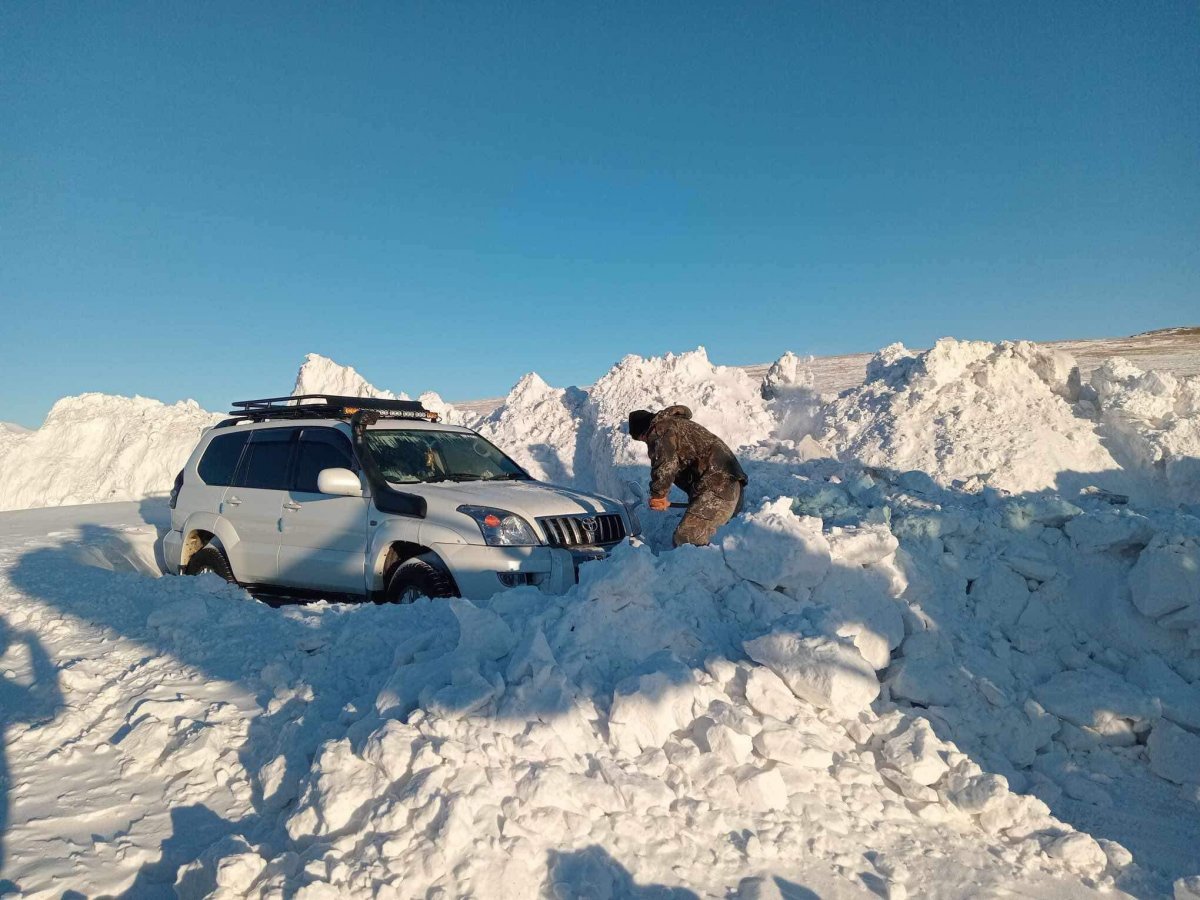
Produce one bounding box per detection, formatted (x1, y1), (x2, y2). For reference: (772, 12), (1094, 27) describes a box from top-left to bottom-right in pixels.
(483, 514), (502, 528)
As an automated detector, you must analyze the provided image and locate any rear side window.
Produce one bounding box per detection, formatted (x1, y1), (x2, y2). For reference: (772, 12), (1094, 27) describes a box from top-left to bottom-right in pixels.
(197, 432), (250, 486)
(237, 429), (296, 490)
(293, 429), (356, 494)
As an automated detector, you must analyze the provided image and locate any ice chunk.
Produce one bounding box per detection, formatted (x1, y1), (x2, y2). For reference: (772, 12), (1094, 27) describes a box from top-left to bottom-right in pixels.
(744, 632), (879, 714)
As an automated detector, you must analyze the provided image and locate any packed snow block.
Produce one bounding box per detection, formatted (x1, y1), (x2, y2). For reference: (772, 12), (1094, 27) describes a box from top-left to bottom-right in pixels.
(879, 767), (938, 803)
(810, 566), (905, 671)
(887, 653), (964, 709)
(1129, 535), (1200, 622)
(1064, 510), (1154, 553)
(826, 523), (899, 566)
(721, 498), (831, 592)
(1004, 497), (1082, 530)
(968, 563), (1031, 631)
(1127, 654), (1200, 731)
(947, 772), (1010, 816)
(743, 664), (805, 720)
(879, 719), (948, 786)
(1001, 540), (1059, 582)
(751, 724), (835, 770)
(1147, 720), (1200, 786)
(607, 664), (714, 756)
(695, 719), (754, 764)
(1046, 832), (1108, 877)
(1033, 668), (1159, 740)
(737, 765), (789, 811)
(744, 631), (879, 714)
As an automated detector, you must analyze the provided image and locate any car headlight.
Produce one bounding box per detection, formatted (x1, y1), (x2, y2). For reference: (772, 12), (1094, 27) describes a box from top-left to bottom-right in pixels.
(457, 505), (540, 546)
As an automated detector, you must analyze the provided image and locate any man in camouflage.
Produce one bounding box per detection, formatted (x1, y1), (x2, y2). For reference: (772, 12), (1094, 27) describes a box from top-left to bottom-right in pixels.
(628, 405), (748, 547)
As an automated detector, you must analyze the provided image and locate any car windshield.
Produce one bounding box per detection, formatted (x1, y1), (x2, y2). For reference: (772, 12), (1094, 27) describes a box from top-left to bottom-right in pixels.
(365, 429), (530, 484)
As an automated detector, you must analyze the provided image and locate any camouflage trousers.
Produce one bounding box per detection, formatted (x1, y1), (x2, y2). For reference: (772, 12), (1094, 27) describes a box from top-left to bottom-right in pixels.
(673, 479), (744, 548)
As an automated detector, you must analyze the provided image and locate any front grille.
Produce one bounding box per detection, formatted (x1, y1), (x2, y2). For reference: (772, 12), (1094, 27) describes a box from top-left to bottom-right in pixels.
(539, 513), (626, 548)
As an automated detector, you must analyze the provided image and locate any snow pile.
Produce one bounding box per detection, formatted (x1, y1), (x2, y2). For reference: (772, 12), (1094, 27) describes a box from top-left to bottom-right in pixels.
(291, 352), (475, 427)
(817, 339), (1124, 496)
(292, 352), (408, 401)
(1085, 359), (1200, 504)
(476, 373), (587, 482)
(0, 394), (220, 512)
(579, 348), (775, 498)
(155, 467), (1200, 897)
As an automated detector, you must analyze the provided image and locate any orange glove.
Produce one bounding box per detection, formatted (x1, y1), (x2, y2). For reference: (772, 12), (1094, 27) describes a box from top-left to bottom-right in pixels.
(648, 496), (670, 511)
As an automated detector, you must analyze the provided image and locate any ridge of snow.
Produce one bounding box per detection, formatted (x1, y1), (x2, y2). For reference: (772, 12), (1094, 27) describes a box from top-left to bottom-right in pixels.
(291, 352), (408, 401)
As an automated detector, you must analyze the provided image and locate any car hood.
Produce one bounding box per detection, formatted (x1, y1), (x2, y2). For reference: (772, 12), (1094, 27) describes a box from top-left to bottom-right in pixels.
(398, 479), (623, 520)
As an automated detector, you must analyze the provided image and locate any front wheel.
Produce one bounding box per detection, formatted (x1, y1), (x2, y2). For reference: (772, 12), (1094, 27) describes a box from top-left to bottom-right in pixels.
(184, 546), (236, 583)
(384, 553), (457, 604)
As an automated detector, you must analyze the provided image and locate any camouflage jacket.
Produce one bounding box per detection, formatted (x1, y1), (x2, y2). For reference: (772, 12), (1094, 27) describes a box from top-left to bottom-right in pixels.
(645, 406), (748, 501)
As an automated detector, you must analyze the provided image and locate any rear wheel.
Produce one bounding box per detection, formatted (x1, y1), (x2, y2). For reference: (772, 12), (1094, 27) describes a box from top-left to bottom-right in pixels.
(185, 546), (236, 583)
(384, 553), (457, 604)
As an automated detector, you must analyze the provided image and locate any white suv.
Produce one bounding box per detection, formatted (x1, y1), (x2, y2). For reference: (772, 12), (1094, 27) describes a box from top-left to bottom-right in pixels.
(162, 395), (639, 602)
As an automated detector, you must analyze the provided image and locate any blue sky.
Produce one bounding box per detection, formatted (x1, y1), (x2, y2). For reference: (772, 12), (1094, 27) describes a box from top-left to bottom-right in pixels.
(2, 2), (1196, 427)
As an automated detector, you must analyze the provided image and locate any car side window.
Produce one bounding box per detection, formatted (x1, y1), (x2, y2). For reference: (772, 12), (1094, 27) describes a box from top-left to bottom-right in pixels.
(293, 429), (356, 494)
(236, 428), (297, 491)
(197, 431), (250, 486)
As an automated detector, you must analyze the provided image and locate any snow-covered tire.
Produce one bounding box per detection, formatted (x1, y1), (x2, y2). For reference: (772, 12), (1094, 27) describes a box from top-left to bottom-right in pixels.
(384, 553), (457, 604)
(185, 546), (236, 583)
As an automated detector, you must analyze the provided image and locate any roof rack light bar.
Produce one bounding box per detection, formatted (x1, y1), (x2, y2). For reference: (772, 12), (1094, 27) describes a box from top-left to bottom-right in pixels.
(226, 394), (437, 423)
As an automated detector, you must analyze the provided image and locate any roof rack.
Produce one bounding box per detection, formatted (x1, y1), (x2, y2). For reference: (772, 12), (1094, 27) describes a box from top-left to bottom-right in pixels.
(224, 394), (439, 424)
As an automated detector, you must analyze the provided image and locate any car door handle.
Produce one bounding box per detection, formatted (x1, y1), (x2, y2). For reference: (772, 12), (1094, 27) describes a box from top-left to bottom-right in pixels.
(226, 496), (242, 506)
(282, 501), (302, 511)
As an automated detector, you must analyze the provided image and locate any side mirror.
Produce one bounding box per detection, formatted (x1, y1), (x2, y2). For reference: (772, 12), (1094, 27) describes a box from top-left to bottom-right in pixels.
(317, 467), (363, 498)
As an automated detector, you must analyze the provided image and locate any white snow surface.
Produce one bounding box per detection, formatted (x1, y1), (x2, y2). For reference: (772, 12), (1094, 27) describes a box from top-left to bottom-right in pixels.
(0, 333), (1199, 896)
(0, 394), (222, 512)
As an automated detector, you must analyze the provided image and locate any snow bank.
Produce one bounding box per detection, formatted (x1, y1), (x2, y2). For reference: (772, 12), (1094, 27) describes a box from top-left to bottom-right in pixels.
(0, 394), (221, 511)
(817, 339), (1123, 495)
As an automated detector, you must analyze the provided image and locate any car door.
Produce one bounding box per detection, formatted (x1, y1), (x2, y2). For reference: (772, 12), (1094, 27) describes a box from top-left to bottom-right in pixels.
(276, 427), (369, 594)
(221, 427), (296, 584)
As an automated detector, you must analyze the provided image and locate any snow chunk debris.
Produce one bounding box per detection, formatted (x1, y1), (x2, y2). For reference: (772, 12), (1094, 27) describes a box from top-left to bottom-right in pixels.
(721, 499), (831, 592)
(744, 632), (879, 714)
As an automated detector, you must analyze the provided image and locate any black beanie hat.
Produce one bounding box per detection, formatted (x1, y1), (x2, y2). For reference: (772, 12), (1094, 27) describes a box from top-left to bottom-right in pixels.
(628, 409), (655, 439)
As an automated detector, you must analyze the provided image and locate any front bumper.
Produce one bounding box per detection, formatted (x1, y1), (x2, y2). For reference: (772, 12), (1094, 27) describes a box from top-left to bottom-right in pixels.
(162, 529), (184, 574)
(431, 542), (611, 601)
